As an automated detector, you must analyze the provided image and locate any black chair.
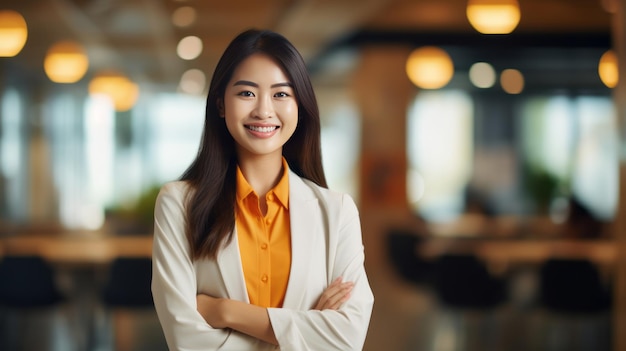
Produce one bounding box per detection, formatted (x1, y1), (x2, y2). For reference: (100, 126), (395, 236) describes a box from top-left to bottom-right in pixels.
(102, 257), (153, 308)
(99, 257), (166, 351)
(533, 258), (612, 351)
(386, 229), (433, 286)
(539, 258), (611, 314)
(0, 255), (68, 351)
(428, 254), (509, 351)
(432, 254), (506, 309)
(0, 255), (64, 307)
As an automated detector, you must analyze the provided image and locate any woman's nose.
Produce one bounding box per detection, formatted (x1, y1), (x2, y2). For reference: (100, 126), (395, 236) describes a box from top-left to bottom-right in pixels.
(253, 95), (273, 119)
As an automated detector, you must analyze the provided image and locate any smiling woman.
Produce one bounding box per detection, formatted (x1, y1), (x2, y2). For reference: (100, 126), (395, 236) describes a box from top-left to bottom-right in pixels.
(221, 54), (299, 166)
(150, 29), (374, 351)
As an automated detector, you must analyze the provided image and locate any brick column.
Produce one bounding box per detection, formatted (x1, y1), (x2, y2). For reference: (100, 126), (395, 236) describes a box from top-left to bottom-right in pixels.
(351, 46), (420, 265)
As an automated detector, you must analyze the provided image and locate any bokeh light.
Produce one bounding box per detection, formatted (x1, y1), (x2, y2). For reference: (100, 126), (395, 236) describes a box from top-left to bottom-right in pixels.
(44, 41), (89, 83)
(500, 68), (524, 94)
(177, 35), (203, 60)
(469, 62), (496, 88)
(467, 0), (521, 34)
(179, 68), (206, 95)
(172, 6), (196, 28)
(406, 46), (454, 89)
(598, 49), (618, 88)
(0, 10), (28, 57)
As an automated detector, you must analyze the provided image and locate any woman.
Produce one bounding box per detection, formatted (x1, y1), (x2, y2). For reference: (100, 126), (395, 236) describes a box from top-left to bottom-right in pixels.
(151, 29), (374, 350)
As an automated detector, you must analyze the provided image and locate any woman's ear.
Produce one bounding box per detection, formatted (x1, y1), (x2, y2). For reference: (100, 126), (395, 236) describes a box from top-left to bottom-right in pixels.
(217, 98), (225, 118)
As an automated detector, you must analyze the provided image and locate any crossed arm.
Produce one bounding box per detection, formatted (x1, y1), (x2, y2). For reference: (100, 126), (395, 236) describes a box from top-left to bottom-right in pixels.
(195, 277), (354, 345)
(153, 184), (373, 350)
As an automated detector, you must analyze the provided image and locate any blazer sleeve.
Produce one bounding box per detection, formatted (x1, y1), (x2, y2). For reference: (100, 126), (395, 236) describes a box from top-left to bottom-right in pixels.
(151, 183), (232, 350)
(267, 193), (374, 351)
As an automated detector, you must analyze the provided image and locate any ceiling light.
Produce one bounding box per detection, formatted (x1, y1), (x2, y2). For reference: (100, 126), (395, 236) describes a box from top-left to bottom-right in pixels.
(89, 71), (139, 112)
(177, 36), (203, 60)
(0, 10), (28, 57)
(469, 62), (496, 88)
(172, 6), (196, 27)
(406, 46), (454, 89)
(467, 0), (521, 34)
(500, 68), (524, 94)
(598, 49), (618, 88)
(44, 41), (89, 83)
(179, 68), (206, 95)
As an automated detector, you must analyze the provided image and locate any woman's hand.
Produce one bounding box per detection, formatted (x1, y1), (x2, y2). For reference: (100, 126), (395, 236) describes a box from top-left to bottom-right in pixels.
(313, 276), (354, 310)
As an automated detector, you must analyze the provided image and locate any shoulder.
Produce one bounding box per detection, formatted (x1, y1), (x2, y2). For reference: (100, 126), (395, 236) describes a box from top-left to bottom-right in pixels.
(159, 180), (190, 194)
(289, 171), (359, 215)
(155, 181), (191, 212)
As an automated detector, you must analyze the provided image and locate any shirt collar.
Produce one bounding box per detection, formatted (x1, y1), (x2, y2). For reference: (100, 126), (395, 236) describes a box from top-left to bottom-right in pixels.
(236, 158), (290, 209)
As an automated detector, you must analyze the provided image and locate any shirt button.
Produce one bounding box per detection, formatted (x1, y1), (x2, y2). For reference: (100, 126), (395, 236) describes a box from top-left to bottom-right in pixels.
(261, 274), (268, 282)
(261, 243), (268, 250)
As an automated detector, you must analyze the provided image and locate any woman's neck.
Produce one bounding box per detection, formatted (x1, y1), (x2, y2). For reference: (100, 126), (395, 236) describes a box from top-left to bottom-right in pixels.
(237, 154), (284, 198)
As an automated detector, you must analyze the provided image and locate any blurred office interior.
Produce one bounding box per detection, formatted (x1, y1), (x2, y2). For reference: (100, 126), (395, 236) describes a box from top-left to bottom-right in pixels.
(0, 0), (625, 350)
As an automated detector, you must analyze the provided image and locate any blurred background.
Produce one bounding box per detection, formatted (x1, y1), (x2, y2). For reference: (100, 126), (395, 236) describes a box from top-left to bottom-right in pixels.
(0, 0), (625, 350)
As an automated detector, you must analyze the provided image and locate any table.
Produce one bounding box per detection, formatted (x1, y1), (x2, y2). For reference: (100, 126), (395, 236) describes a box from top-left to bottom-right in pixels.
(418, 237), (617, 266)
(0, 234), (153, 265)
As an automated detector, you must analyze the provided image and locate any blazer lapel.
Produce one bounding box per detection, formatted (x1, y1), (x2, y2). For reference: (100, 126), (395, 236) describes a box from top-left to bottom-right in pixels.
(214, 170), (320, 307)
(216, 229), (249, 302)
(282, 171), (320, 308)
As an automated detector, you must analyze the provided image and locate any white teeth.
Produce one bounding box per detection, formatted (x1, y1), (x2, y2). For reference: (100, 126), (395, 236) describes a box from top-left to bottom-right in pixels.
(247, 125), (277, 133)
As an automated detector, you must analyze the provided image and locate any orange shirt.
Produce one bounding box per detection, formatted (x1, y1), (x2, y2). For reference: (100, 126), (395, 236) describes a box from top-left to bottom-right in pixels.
(235, 161), (291, 308)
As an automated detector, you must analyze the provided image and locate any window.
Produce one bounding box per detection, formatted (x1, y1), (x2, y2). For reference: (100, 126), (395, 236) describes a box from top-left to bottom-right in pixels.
(407, 90), (474, 222)
(521, 95), (618, 220)
(0, 89), (26, 221)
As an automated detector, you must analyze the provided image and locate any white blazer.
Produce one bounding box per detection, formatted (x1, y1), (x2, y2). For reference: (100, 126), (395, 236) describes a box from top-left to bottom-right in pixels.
(151, 169), (374, 351)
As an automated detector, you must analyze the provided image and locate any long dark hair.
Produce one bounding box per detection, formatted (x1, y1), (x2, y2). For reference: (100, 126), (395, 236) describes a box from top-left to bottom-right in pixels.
(180, 29), (327, 260)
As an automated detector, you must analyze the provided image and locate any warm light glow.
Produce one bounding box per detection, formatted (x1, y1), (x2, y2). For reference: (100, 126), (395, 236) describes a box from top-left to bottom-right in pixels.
(469, 62), (496, 88)
(601, 0), (617, 14)
(0, 10), (28, 57)
(467, 0), (521, 34)
(177, 36), (203, 60)
(500, 68), (524, 94)
(172, 6), (196, 27)
(598, 49), (618, 88)
(406, 46), (454, 89)
(88, 71), (139, 112)
(179, 68), (206, 94)
(44, 41), (89, 83)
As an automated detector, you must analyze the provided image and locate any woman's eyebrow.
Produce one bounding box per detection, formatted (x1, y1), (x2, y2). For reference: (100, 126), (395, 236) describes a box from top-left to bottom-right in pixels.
(271, 82), (292, 88)
(232, 80), (292, 88)
(233, 80), (258, 87)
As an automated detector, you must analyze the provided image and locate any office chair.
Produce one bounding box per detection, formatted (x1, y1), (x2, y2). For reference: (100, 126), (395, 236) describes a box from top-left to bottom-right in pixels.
(429, 253), (508, 351)
(386, 229), (433, 286)
(102, 257), (153, 308)
(534, 258), (612, 351)
(0, 255), (70, 350)
(0, 255), (64, 307)
(99, 257), (166, 351)
(432, 254), (506, 309)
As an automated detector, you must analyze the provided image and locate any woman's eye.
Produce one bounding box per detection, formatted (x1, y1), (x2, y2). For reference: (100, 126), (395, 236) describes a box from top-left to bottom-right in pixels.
(238, 91), (254, 97)
(275, 92), (290, 98)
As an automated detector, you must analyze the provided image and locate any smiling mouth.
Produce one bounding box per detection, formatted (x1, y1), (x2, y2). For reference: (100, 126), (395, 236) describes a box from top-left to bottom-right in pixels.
(246, 125), (279, 133)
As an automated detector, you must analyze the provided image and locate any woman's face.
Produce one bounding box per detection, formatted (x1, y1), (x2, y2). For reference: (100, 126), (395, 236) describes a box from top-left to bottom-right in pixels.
(221, 53), (298, 161)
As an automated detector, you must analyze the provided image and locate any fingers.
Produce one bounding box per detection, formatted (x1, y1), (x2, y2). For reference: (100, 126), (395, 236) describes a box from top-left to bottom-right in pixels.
(323, 282), (353, 309)
(314, 277), (354, 310)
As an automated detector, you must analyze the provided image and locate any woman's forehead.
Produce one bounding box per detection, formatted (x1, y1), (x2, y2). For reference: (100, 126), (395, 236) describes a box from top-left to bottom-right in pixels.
(229, 53), (290, 85)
